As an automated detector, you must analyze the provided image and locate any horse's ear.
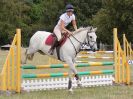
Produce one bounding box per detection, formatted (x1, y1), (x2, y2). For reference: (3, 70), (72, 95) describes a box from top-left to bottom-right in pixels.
(90, 26), (93, 30)
(93, 27), (97, 32)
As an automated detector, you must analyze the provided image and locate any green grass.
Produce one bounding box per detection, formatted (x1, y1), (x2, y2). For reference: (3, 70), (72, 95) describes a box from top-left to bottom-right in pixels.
(0, 49), (133, 99)
(0, 86), (133, 99)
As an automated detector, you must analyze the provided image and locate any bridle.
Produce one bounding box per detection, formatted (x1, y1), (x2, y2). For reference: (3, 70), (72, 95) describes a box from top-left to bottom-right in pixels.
(68, 30), (96, 55)
(86, 31), (97, 50)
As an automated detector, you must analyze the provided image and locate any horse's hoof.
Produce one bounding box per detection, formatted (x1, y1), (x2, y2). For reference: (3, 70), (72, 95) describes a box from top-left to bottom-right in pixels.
(21, 60), (26, 64)
(77, 83), (82, 87)
(68, 88), (73, 94)
(77, 80), (82, 87)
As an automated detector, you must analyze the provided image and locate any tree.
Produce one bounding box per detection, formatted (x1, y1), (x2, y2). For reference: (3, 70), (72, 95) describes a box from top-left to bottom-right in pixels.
(91, 0), (133, 44)
(0, 0), (103, 46)
(0, 0), (31, 45)
(64, 0), (102, 27)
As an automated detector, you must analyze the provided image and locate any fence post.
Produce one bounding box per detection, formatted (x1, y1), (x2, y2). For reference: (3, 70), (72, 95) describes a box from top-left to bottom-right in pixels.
(113, 28), (118, 83)
(16, 29), (21, 92)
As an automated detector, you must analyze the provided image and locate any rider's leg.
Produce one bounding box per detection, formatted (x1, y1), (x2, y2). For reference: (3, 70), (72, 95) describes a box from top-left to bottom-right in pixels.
(48, 26), (61, 55)
(48, 37), (57, 55)
(54, 26), (62, 41)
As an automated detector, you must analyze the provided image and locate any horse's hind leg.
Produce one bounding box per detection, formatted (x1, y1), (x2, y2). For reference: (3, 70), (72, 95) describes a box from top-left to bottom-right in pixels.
(22, 48), (28, 64)
(27, 52), (34, 60)
(22, 46), (38, 64)
(38, 50), (46, 55)
(26, 47), (38, 60)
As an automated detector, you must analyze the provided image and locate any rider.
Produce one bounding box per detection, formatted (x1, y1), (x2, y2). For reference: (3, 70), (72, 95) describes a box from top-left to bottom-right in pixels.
(49, 4), (78, 54)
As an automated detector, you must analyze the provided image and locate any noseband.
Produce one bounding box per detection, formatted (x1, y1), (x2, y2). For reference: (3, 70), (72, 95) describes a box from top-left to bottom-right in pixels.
(86, 32), (97, 50)
(68, 30), (96, 55)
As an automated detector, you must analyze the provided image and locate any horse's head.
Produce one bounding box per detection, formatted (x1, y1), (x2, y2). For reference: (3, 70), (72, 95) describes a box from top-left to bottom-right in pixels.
(86, 27), (98, 51)
(72, 26), (98, 52)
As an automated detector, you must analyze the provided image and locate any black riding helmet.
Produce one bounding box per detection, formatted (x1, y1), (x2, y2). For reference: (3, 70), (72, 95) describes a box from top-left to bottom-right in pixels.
(66, 4), (74, 12)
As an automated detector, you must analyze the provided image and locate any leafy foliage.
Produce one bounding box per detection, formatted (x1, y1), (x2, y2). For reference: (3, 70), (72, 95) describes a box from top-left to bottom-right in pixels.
(91, 0), (133, 44)
(0, 0), (132, 46)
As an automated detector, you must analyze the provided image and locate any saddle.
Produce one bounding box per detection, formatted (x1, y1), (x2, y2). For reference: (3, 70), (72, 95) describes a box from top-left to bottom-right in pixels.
(45, 33), (68, 60)
(45, 33), (68, 47)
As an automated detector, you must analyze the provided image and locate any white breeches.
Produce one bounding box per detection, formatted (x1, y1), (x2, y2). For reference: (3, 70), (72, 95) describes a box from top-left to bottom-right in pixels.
(53, 25), (62, 41)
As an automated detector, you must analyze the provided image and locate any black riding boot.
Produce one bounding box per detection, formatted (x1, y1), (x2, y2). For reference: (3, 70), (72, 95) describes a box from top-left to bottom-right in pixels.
(48, 38), (58, 55)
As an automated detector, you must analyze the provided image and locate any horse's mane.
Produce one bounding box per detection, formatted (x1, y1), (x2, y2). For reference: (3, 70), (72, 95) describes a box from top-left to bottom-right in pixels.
(73, 26), (90, 34)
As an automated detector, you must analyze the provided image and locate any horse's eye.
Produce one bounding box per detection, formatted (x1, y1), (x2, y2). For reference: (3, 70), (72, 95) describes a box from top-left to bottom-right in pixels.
(89, 36), (92, 38)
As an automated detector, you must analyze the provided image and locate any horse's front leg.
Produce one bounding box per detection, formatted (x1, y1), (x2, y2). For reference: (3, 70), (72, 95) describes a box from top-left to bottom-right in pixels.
(65, 58), (81, 92)
(73, 59), (82, 87)
(74, 73), (82, 87)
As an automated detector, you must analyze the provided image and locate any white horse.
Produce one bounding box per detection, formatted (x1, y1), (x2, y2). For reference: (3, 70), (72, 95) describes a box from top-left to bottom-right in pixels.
(23, 26), (97, 92)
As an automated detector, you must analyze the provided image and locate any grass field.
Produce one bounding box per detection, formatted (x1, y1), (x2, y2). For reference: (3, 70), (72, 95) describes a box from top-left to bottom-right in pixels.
(0, 49), (133, 99)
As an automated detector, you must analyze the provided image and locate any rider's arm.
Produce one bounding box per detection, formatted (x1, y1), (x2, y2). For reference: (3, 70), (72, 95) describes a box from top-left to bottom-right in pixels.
(72, 20), (77, 31)
(60, 20), (72, 34)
